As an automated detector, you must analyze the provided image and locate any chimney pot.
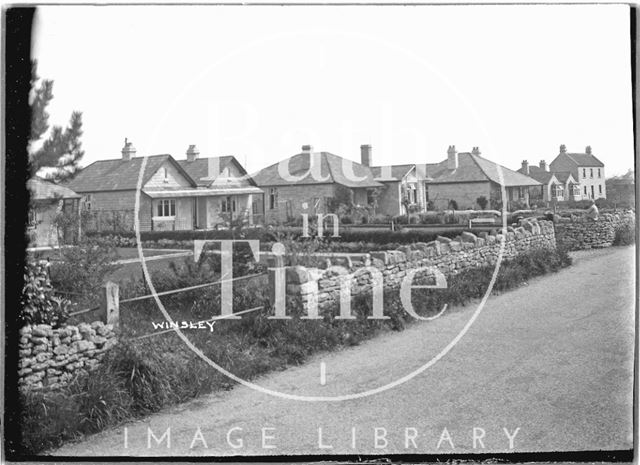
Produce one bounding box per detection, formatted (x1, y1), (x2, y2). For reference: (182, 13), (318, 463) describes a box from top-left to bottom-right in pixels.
(585, 145), (592, 155)
(360, 144), (372, 167)
(186, 144), (200, 162)
(447, 145), (458, 170)
(539, 160), (547, 172)
(121, 138), (136, 161)
(559, 144), (567, 154)
(521, 160), (529, 175)
(301, 145), (313, 153)
(471, 146), (481, 156)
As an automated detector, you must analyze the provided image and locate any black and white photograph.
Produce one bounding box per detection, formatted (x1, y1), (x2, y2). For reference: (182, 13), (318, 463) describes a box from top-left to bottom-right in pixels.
(2, 2), (637, 462)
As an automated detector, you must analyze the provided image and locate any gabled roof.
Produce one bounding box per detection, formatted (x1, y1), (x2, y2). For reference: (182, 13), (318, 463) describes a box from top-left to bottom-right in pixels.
(64, 155), (197, 192)
(253, 151), (382, 188)
(527, 170), (555, 184)
(28, 176), (81, 200)
(554, 171), (575, 183)
(370, 164), (415, 181)
(555, 152), (604, 168)
(177, 156), (257, 187)
(425, 153), (541, 186)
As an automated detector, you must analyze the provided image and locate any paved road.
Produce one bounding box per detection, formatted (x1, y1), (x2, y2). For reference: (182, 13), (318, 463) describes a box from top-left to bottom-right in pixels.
(53, 247), (635, 457)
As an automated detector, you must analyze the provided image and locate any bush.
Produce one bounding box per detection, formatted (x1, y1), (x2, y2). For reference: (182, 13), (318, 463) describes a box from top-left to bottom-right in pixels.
(49, 240), (120, 296)
(20, 261), (70, 327)
(476, 196), (488, 210)
(613, 218), (636, 246)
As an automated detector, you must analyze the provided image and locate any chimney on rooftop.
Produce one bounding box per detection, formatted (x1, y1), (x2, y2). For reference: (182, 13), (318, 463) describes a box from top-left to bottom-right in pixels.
(471, 146), (481, 156)
(521, 160), (529, 175)
(585, 145), (592, 155)
(301, 145), (313, 154)
(186, 144), (200, 162)
(360, 144), (372, 166)
(121, 138), (136, 161)
(447, 145), (458, 170)
(539, 160), (547, 172)
(559, 144), (567, 154)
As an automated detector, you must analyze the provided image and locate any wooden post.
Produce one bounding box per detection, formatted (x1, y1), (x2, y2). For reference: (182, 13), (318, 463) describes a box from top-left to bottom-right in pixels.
(100, 281), (119, 328)
(267, 255), (285, 309)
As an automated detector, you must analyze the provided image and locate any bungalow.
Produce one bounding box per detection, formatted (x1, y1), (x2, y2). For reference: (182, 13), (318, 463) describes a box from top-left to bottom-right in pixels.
(517, 160), (580, 204)
(253, 145), (383, 223)
(353, 144), (424, 216)
(64, 140), (263, 232)
(422, 146), (541, 211)
(28, 176), (81, 247)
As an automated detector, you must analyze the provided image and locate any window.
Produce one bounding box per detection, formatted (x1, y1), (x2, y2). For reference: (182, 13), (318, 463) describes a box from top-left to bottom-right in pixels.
(156, 199), (175, 217)
(252, 201), (259, 215)
(599, 184), (602, 194)
(584, 186), (587, 195)
(82, 194), (92, 211)
(269, 188), (278, 210)
(552, 184), (564, 199)
(572, 185), (580, 197)
(583, 168), (586, 178)
(590, 168), (593, 178)
(598, 169), (601, 178)
(221, 196), (236, 213)
(590, 185), (595, 198)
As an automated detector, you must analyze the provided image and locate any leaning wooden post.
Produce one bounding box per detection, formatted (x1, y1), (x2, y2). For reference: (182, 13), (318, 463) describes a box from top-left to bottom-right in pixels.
(100, 281), (119, 329)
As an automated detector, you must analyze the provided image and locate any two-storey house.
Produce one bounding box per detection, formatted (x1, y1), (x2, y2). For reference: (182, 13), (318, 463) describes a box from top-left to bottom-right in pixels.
(548, 145), (606, 200)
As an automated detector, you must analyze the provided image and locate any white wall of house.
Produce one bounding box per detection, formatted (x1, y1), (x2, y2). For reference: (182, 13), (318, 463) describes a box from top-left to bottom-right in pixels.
(576, 166), (606, 199)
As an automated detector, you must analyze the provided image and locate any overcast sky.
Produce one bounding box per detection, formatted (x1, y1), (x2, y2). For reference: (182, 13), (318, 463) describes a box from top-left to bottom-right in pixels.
(33, 4), (634, 176)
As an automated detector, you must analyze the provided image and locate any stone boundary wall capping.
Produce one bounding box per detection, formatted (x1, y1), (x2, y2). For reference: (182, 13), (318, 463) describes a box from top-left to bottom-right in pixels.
(278, 219), (556, 313)
(554, 211), (635, 251)
(18, 282), (120, 392)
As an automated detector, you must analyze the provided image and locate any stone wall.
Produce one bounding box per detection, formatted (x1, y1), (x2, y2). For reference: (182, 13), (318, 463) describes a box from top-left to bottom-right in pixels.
(18, 321), (117, 391)
(283, 219), (556, 312)
(554, 211), (635, 250)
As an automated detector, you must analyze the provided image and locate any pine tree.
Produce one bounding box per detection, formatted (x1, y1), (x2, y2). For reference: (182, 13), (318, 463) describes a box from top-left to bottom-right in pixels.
(29, 61), (84, 183)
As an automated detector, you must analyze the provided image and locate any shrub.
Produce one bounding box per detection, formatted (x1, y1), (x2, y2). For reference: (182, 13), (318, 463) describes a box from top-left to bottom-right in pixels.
(476, 196), (488, 210)
(613, 218), (636, 246)
(20, 261), (70, 327)
(49, 240), (120, 295)
(419, 213), (442, 225)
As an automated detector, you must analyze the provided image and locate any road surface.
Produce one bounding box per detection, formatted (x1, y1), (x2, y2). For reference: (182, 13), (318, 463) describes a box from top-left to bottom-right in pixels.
(52, 246), (635, 457)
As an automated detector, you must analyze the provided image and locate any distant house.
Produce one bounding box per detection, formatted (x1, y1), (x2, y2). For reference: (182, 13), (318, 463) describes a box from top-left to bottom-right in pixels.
(517, 160), (580, 203)
(549, 145), (606, 200)
(253, 145), (383, 223)
(606, 169), (635, 207)
(65, 140), (263, 231)
(360, 144), (425, 216)
(28, 176), (81, 247)
(421, 146), (541, 210)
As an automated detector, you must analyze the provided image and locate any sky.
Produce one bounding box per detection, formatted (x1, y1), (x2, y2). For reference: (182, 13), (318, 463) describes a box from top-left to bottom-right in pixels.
(32, 4), (634, 177)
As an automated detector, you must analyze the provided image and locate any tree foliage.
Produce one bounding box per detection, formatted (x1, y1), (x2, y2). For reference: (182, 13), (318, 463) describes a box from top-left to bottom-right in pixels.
(29, 61), (84, 183)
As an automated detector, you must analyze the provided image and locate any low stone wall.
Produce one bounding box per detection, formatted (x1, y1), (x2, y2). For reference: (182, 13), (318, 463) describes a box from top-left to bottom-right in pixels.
(18, 321), (117, 391)
(554, 211), (635, 250)
(284, 219), (556, 312)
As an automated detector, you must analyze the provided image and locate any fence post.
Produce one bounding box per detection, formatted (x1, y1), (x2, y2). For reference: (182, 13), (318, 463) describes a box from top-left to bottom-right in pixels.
(267, 255), (285, 310)
(100, 281), (119, 328)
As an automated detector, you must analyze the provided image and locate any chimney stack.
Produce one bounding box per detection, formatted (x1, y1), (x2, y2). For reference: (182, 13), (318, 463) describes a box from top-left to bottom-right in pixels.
(585, 145), (592, 155)
(521, 160), (529, 175)
(539, 160), (547, 172)
(121, 138), (136, 161)
(360, 144), (372, 166)
(471, 146), (481, 156)
(559, 144), (567, 154)
(447, 145), (458, 170)
(186, 144), (200, 162)
(301, 144), (313, 154)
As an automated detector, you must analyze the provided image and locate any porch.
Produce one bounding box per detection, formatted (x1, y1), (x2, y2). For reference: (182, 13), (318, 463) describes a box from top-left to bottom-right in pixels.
(143, 187), (264, 231)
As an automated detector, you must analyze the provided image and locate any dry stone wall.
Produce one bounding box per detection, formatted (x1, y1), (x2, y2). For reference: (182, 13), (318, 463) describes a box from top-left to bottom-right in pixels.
(18, 321), (117, 391)
(284, 219), (556, 312)
(554, 211), (635, 250)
